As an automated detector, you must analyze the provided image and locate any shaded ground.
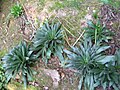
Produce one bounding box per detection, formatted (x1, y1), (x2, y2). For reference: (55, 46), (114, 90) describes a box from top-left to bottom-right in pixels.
(100, 5), (120, 55)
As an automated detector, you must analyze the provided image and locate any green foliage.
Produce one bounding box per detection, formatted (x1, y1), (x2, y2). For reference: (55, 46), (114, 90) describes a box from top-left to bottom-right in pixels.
(115, 49), (120, 68)
(32, 21), (64, 63)
(0, 49), (7, 59)
(2, 41), (37, 89)
(64, 38), (111, 90)
(84, 19), (112, 44)
(50, 0), (81, 10)
(100, 0), (120, 9)
(10, 3), (23, 18)
(93, 62), (120, 90)
(0, 63), (7, 90)
(38, 0), (45, 10)
(93, 49), (120, 90)
(39, 0), (45, 5)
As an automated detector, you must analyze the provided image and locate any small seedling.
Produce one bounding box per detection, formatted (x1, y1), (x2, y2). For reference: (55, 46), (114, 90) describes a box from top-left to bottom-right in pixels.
(10, 3), (23, 18)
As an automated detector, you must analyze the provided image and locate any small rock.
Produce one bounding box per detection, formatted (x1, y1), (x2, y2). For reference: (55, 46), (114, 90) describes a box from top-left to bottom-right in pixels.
(85, 14), (93, 20)
(43, 86), (49, 90)
(2, 14), (5, 18)
(43, 69), (60, 88)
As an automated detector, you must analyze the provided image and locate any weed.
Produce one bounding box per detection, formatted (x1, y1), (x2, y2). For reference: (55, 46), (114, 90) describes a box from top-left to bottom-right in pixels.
(2, 41), (38, 89)
(10, 3), (23, 18)
(32, 21), (64, 64)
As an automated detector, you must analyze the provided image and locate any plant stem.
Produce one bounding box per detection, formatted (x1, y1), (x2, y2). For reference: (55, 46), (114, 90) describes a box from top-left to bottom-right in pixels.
(95, 28), (97, 44)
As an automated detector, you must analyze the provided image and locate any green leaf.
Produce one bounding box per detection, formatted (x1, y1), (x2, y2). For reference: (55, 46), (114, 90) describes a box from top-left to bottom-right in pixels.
(55, 50), (64, 62)
(97, 56), (115, 64)
(10, 4), (23, 18)
(84, 18), (113, 43)
(22, 75), (27, 89)
(102, 82), (107, 90)
(100, 0), (109, 4)
(78, 76), (84, 90)
(112, 84), (119, 90)
(87, 21), (95, 28)
(97, 46), (110, 53)
(46, 49), (51, 59)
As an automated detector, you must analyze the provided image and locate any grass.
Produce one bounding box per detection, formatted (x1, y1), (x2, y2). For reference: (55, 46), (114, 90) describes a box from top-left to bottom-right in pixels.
(50, 0), (82, 10)
(0, 48), (7, 59)
(7, 81), (38, 90)
(100, 0), (120, 9)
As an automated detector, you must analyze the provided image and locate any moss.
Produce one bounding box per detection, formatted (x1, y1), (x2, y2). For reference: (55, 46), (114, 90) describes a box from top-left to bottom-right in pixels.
(34, 69), (53, 88)
(0, 49), (7, 59)
(0, 63), (7, 90)
(49, 0), (83, 11)
(7, 81), (39, 90)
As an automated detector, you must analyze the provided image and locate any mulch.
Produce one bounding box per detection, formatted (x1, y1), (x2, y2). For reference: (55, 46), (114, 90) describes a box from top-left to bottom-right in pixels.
(100, 4), (120, 55)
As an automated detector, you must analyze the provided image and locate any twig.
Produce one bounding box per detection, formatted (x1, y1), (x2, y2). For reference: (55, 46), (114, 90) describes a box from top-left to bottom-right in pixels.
(62, 18), (74, 28)
(58, 19), (75, 37)
(73, 30), (85, 46)
(64, 31), (71, 47)
(62, 24), (75, 37)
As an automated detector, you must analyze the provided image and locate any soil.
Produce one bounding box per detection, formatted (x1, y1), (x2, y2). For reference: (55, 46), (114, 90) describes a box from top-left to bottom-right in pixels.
(100, 5), (120, 54)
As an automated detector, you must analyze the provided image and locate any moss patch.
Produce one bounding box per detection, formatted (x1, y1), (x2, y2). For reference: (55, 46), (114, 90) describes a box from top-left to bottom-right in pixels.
(7, 81), (39, 90)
